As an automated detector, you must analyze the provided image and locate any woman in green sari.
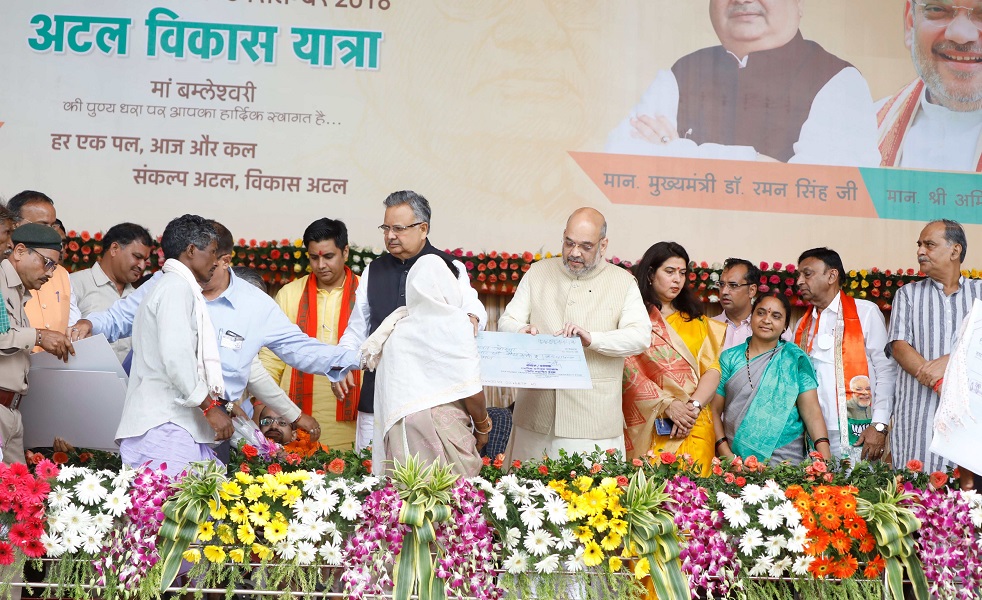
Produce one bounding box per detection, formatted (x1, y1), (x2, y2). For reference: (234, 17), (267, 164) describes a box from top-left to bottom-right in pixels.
(711, 292), (832, 464)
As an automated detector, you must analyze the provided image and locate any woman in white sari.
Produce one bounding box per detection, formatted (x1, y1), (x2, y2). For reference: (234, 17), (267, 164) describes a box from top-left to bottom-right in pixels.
(362, 254), (491, 477)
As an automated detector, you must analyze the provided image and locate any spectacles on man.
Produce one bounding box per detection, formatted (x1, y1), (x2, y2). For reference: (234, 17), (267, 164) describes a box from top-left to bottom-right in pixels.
(378, 222), (424, 235)
(562, 238), (600, 253)
(26, 247), (57, 272)
(716, 282), (753, 290)
(259, 416), (293, 428)
(914, 1), (982, 29)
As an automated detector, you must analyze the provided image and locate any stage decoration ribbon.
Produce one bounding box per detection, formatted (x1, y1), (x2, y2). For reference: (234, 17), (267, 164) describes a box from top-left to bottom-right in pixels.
(856, 480), (929, 600)
(157, 461), (227, 592)
(623, 470), (690, 600)
(390, 455), (460, 600)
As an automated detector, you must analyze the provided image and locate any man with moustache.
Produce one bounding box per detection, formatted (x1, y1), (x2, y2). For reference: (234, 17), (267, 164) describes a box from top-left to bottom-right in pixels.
(335, 190), (487, 451)
(794, 248), (896, 463)
(878, 1), (982, 171)
(606, 0), (881, 166)
(713, 258), (761, 350)
(498, 208), (649, 461)
(255, 404), (329, 457)
(70, 223), (153, 363)
(260, 218), (361, 449)
(0, 224), (75, 464)
(888, 220), (982, 471)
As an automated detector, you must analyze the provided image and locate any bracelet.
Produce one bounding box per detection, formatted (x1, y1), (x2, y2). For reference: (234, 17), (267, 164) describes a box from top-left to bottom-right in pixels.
(933, 378), (944, 393)
(714, 437), (728, 451)
(36, 329), (42, 347)
(201, 397), (221, 416)
(473, 413), (492, 429)
(814, 437), (830, 447)
(474, 416), (493, 435)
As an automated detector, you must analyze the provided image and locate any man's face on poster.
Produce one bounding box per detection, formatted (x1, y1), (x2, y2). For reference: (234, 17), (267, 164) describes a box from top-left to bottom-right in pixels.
(709, 0), (803, 55)
(906, 0), (982, 111)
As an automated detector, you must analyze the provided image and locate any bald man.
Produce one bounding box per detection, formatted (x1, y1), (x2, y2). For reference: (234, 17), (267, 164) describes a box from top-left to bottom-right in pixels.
(498, 208), (649, 462)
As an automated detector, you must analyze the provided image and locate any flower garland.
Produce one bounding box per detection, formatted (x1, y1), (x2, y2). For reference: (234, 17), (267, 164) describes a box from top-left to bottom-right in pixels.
(664, 476), (737, 597)
(906, 486), (982, 599)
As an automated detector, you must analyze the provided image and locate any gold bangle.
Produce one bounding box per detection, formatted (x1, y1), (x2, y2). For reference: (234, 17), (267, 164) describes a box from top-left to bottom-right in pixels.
(475, 417), (493, 435)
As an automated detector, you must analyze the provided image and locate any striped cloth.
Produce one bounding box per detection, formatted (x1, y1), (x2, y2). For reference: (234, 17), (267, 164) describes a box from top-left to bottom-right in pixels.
(887, 277), (982, 471)
(480, 406), (513, 460)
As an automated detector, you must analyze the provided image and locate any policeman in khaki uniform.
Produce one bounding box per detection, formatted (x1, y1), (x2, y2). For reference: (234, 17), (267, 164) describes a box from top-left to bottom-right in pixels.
(0, 224), (75, 464)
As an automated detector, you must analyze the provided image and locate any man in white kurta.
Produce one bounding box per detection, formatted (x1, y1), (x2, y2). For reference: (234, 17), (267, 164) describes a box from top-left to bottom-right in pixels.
(877, 1), (982, 172)
(498, 208), (649, 461)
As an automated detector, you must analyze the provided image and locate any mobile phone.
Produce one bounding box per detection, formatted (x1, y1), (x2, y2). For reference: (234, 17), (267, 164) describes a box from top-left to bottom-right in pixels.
(654, 418), (675, 436)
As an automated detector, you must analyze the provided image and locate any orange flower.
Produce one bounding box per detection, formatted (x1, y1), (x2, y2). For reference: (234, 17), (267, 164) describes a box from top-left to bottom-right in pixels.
(863, 556), (886, 578)
(801, 513), (818, 531)
(808, 556), (834, 578)
(819, 511), (841, 530)
(906, 459), (923, 472)
(844, 517), (867, 538)
(837, 496), (857, 514)
(785, 484), (805, 499)
(807, 530), (831, 555)
(833, 556), (859, 579)
(52, 452), (69, 465)
(830, 530), (852, 554)
(794, 497), (812, 512)
(815, 498), (832, 511)
(858, 535), (876, 553)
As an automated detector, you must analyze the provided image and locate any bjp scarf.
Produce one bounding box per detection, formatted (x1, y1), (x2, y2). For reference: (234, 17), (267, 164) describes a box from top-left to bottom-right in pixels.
(795, 291), (871, 451)
(288, 267), (360, 421)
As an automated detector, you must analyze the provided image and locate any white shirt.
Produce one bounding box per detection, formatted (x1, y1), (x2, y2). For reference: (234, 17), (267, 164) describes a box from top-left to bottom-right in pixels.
(70, 261), (135, 363)
(338, 256), (486, 353)
(605, 64), (882, 167)
(797, 294), (897, 430)
(895, 87), (982, 172)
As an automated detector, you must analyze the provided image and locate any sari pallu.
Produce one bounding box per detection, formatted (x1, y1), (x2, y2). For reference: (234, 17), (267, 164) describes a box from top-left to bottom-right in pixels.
(622, 307), (724, 473)
(728, 341), (817, 462)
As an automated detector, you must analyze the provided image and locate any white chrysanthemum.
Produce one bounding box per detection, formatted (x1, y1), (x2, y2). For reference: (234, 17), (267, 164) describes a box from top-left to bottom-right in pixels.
(61, 530), (83, 554)
(763, 535), (786, 557)
(497, 474), (519, 492)
(293, 499), (319, 523)
(56, 505), (93, 534)
(965, 490), (982, 528)
(770, 556), (793, 578)
(90, 513), (114, 533)
(757, 505), (783, 530)
(319, 544), (343, 566)
(327, 478), (349, 493)
(294, 541), (317, 565)
(509, 485), (532, 505)
(741, 484), (767, 505)
(301, 472), (326, 493)
(739, 528), (764, 556)
(487, 493), (508, 520)
(779, 501), (801, 527)
(716, 491), (740, 509)
(792, 555), (814, 576)
(47, 487), (73, 509)
(503, 551), (529, 574)
(747, 556), (774, 577)
(81, 527), (105, 554)
(535, 554), (560, 574)
(276, 540), (298, 561)
(564, 547), (586, 573)
(305, 519), (329, 541)
(351, 476), (380, 493)
(530, 481), (552, 498)
(110, 465), (137, 489)
(74, 475), (108, 505)
(523, 529), (555, 557)
(56, 465), (82, 483)
(322, 521), (342, 546)
(40, 532), (65, 557)
(544, 496), (569, 525)
(103, 490), (130, 517)
(338, 496), (361, 520)
(786, 526), (809, 554)
(505, 527), (521, 549)
(556, 528), (576, 551)
(469, 476), (493, 493)
(763, 480), (784, 501)
(519, 504), (545, 530)
(313, 488), (340, 516)
(723, 503), (751, 528)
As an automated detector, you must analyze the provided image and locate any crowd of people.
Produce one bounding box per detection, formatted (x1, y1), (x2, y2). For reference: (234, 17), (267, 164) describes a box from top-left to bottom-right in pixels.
(0, 190), (977, 493)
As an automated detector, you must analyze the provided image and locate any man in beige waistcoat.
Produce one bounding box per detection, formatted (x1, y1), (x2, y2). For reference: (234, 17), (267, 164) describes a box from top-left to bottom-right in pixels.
(499, 208), (649, 462)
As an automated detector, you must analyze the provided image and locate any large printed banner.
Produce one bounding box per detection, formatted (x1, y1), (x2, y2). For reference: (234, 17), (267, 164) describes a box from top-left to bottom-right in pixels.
(0, 1), (977, 266)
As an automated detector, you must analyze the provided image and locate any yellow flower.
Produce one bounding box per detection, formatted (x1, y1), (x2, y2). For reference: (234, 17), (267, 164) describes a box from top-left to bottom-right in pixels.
(237, 522), (256, 545)
(249, 502), (271, 526)
(600, 532), (622, 552)
(544, 252), (553, 259)
(293, 239), (303, 248)
(220, 481), (243, 501)
(282, 486), (302, 506)
(229, 502), (249, 524)
(860, 269), (868, 277)
(861, 280), (869, 289)
(608, 518), (628, 537)
(608, 496), (626, 518)
(850, 281), (858, 290)
(234, 471), (255, 485)
(534, 253), (542, 260)
(264, 521), (288, 543)
(849, 270), (858, 278)
(217, 524), (235, 545)
(583, 541), (604, 567)
(197, 521), (215, 542)
(228, 548), (246, 564)
(208, 499), (228, 520)
(574, 476), (594, 492)
(634, 557), (651, 580)
(203, 545), (226, 563)
(573, 526), (594, 543)
(567, 497), (588, 521)
(609, 556), (623, 572)
(252, 543), (273, 561)
(548, 480), (567, 492)
(583, 488), (608, 514)
(183, 549), (201, 564)
(599, 477), (619, 494)
(588, 512), (609, 532)
(244, 484), (264, 501)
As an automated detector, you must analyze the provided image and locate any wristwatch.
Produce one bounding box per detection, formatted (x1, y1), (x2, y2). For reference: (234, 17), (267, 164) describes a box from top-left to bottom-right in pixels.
(873, 422), (888, 433)
(691, 400), (702, 410)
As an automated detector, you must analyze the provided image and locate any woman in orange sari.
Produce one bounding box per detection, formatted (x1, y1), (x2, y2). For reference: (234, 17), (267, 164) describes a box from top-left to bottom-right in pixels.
(623, 242), (724, 476)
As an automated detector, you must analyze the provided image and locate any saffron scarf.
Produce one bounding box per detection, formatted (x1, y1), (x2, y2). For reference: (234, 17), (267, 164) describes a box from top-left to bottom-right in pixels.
(795, 292), (871, 452)
(877, 78), (982, 171)
(288, 267), (360, 421)
(731, 341), (810, 461)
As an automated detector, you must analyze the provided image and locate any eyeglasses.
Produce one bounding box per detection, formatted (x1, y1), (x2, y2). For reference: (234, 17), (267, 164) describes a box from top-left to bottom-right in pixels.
(716, 282), (753, 290)
(259, 416), (292, 428)
(378, 222), (424, 235)
(914, 1), (982, 29)
(562, 238), (601, 252)
(26, 247), (57, 272)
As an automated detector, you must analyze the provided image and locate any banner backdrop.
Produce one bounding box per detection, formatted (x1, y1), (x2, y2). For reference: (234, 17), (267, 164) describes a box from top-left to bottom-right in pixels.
(0, 1), (976, 266)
